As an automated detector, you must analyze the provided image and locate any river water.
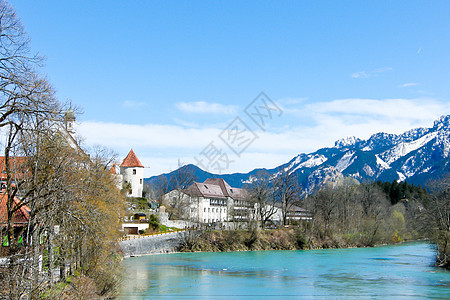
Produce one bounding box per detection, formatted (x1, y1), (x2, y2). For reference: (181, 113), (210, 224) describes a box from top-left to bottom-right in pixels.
(118, 242), (449, 299)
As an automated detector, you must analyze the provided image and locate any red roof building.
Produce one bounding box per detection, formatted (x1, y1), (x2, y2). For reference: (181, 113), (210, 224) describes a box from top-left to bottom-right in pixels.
(0, 156), (28, 181)
(0, 192), (30, 227)
(120, 149), (144, 168)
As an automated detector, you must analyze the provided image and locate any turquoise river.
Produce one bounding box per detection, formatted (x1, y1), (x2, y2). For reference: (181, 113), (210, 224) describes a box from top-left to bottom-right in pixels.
(118, 242), (449, 299)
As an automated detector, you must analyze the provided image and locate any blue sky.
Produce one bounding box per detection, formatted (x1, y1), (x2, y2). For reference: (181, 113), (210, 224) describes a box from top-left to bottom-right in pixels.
(9, 0), (450, 176)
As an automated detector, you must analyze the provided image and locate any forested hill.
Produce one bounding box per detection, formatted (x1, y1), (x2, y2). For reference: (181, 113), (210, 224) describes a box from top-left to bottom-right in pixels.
(146, 115), (450, 192)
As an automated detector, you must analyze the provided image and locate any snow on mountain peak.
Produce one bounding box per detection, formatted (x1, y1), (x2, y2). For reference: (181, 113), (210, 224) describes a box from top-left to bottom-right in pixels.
(336, 151), (356, 172)
(381, 131), (438, 165)
(434, 115), (450, 130)
(334, 136), (361, 148)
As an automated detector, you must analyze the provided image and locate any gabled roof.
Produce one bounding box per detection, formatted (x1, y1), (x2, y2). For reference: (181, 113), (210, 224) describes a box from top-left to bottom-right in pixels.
(204, 178), (232, 196)
(187, 182), (227, 199)
(120, 149), (144, 168)
(185, 178), (248, 200)
(0, 192), (30, 226)
(204, 178), (248, 200)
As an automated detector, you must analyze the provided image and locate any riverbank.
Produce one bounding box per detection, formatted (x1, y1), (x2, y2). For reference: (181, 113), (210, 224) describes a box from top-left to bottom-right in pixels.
(178, 228), (422, 253)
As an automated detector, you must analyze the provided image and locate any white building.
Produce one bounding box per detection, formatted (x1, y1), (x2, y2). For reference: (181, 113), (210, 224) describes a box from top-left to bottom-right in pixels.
(119, 149), (144, 198)
(162, 178), (251, 225)
(271, 203), (313, 225)
(161, 178), (312, 227)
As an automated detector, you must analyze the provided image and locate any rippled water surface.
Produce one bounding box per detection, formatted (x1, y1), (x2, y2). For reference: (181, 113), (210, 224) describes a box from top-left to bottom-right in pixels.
(118, 242), (449, 299)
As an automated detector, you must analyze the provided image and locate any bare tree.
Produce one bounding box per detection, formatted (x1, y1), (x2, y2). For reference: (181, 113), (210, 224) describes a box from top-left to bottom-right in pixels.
(148, 175), (168, 206)
(169, 162), (197, 190)
(245, 170), (277, 228)
(423, 176), (450, 268)
(0, 2), (126, 297)
(311, 185), (341, 234)
(165, 162), (197, 220)
(273, 167), (301, 226)
(0, 2), (66, 297)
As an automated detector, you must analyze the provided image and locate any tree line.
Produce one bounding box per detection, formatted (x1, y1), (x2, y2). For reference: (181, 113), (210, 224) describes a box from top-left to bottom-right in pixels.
(246, 170), (448, 268)
(0, 1), (126, 298)
(304, 178), (448, 268)
(146, 157), (448, 269)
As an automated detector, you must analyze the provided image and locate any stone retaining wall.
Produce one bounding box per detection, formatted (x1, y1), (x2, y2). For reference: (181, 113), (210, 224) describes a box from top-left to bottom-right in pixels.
(157, 212), (195, 229)
(119, 231), (199, 257)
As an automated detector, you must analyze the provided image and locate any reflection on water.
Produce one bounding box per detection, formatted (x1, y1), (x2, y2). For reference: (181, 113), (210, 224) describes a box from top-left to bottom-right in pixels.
(119, 242), (450, 299)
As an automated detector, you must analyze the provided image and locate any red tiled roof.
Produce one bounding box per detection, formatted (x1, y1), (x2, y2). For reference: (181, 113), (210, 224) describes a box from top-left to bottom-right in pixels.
(120, 149), (144, 168)
(0, 192), (30, 226)
(109, 164), (117, 174)
(0, 157), (28, 181)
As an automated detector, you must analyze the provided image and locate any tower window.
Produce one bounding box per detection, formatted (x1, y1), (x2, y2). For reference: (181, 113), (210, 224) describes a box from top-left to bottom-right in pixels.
(133, 169), (136, 175)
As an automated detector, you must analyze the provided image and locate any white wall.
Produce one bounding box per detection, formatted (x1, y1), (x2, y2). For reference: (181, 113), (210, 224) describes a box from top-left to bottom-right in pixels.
(162, 190), (199, 221)
(122, 223), (149, 232)
(198, 197), (228, 224)
(121, 166), (144, 198)
(158, 212), (195, 228)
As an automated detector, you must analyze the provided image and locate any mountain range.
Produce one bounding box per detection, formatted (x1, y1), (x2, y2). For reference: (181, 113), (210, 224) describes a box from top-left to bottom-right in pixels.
(146, 115), (450, 192)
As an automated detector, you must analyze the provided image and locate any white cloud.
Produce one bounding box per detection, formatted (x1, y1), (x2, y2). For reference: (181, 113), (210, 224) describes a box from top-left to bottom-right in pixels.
(351, 71), (370, 79)
(77, 121), (307, 175)
(78, 122), (220, 149)
(398, 82), (419, 88)
(286, 98), (450, 150)
(351, 67), (393, 79)
(77, 97), (450, 176)
(175, 101), (237, 114)
(123, 100), (147, 108)
(306, 98), (444, 122)
(277, 97), (307, 105)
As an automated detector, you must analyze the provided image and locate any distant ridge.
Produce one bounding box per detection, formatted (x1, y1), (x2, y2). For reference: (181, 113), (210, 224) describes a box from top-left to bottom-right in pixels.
(146, 115), (450, 192)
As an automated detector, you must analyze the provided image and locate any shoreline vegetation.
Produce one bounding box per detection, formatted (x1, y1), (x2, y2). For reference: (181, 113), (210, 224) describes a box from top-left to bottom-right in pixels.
(178, 227), (423, 253)
(174, 177), (449, 270)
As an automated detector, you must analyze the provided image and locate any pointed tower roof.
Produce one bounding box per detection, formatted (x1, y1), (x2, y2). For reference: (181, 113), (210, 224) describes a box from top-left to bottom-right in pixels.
(120, 149), (144, 168)
(109, 164), (117, 174)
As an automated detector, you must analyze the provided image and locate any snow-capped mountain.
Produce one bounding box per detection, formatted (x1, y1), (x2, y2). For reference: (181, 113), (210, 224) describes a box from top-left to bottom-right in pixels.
(285, 115), (450, 190)
(146, 115), (450, 192)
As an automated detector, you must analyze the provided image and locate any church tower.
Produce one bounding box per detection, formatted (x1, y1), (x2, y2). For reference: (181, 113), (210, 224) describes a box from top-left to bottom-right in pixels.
(120, 149), (144, 198)
(64, 108), (76, 134)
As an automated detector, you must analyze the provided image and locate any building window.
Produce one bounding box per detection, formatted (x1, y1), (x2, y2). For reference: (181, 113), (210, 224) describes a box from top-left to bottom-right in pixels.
(204, 208), (206, 212)
(140, 179), (142, 184)
(133, 169), (136, 175)
(208, 208), (210, 212)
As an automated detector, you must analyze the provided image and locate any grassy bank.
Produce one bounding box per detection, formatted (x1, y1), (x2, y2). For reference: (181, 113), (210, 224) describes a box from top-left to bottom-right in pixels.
(178, 227), (414, 253)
